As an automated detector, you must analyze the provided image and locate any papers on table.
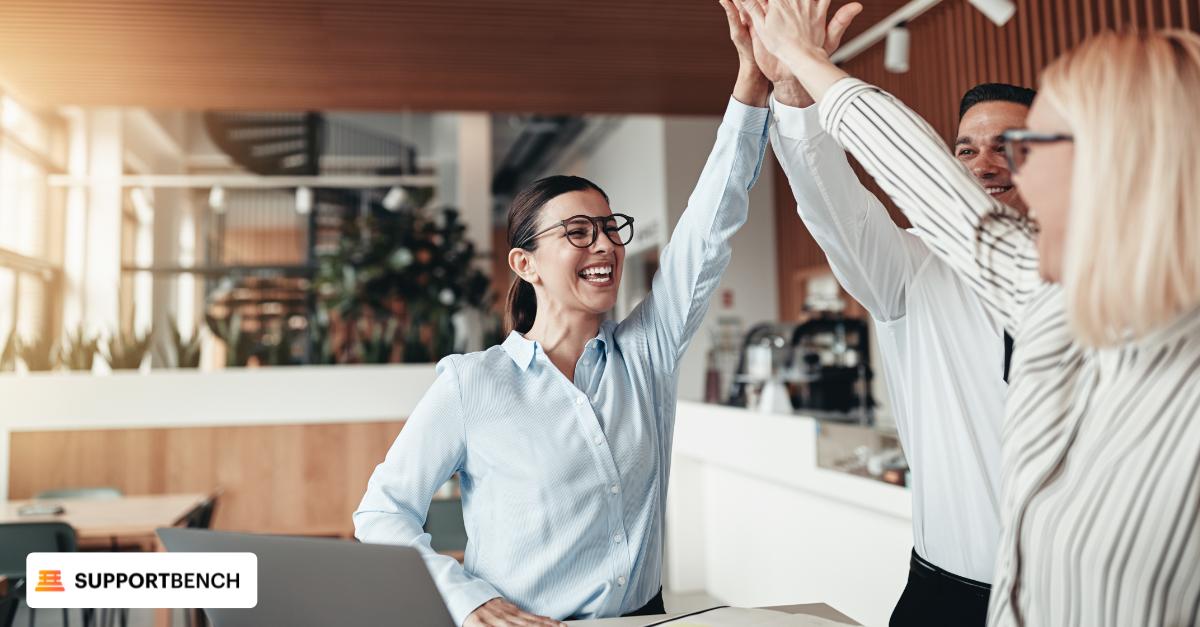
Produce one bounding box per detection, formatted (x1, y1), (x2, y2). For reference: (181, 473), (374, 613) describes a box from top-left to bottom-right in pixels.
(650, 607), (854, 626)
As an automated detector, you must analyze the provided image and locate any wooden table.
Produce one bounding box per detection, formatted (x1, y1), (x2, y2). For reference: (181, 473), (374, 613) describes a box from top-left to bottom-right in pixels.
(2, 493), (207, 551)
(3, 493), (208, 627)
(567, 603), (860, 625)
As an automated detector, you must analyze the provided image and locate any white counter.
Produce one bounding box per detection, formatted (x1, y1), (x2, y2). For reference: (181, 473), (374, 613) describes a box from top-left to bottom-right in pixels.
(0, 364), (438, 501)
(665, 401), (912, 627)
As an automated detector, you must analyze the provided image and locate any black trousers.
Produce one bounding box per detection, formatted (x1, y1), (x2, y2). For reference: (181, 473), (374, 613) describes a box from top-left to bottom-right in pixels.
(890, 550), (991, 627)
(621, 589), (665, 617)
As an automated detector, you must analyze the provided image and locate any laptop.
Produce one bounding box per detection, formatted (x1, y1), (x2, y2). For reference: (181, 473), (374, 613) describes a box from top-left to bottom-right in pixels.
(157, 528), (455, 627)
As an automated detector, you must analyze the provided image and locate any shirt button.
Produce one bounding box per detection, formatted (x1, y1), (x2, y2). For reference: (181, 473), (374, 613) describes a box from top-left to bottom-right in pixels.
(575, 396), (585, 406)
(613, 533), (623, 543)
(594, 435), (604, 446)
(610, 484), (620, 495)
(617, 576), (627, 586)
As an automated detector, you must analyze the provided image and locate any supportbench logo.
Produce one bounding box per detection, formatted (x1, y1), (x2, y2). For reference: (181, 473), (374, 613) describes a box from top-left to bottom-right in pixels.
(27, 553), (256, 608)
(35, 570), (66, 592)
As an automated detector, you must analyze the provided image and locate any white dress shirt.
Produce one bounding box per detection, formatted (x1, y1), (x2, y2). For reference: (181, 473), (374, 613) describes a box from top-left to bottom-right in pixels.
(769, 97), (1005, 583)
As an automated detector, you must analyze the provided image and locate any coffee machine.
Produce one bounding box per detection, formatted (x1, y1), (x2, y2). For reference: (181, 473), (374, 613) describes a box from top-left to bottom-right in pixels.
(786, 313), (874, 421)
(726, 322), (794, 412)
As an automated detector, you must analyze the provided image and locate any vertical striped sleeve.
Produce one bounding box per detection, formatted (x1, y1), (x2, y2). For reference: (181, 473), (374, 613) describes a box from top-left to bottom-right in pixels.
(817, 78), (1044, 335)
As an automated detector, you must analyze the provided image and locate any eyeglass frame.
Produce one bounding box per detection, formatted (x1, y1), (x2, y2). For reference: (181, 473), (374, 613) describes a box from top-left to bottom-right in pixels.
(1000, 129), (1074, 174)
(515, 213), (635, 250)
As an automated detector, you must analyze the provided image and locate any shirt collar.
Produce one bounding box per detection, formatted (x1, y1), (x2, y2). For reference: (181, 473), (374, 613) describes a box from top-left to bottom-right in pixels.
(502, 331), (538, 370)
(501, 322), (614, 371)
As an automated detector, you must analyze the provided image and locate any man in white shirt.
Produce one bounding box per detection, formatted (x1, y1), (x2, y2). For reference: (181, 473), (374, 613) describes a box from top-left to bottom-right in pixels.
(746, 21), (1035, 627)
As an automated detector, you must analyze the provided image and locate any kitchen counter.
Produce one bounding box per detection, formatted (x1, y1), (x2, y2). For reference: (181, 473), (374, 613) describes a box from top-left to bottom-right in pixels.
(665, 401), (912, 627)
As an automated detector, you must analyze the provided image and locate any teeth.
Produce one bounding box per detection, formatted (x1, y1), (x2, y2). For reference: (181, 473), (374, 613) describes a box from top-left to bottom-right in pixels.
(986, 187), (1011, 194)
(581, 265), (612, 276)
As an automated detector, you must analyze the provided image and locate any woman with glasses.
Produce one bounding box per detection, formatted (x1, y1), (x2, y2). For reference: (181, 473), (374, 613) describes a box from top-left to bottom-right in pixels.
(354, 4), (771, 625)
(741, 1), (1200, 624)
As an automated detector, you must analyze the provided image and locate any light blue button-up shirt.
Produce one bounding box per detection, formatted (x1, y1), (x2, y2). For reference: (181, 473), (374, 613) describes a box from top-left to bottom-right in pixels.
(354, 98), (769, 625)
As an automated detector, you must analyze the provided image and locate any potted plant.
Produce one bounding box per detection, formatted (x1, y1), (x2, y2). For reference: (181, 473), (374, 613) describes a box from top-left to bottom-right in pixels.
(103, 328), (153, 371)
(17, 334), (57, 372)
(59, 325), (99, 371)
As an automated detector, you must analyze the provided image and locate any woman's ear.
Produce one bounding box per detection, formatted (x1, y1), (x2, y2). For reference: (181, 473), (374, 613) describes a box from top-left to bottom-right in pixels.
(508, 248), (540, 285)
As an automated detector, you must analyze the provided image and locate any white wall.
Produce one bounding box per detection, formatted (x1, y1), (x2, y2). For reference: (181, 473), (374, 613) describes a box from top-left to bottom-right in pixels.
(561, 115), (669, 259)
(663, 116), (778, 402)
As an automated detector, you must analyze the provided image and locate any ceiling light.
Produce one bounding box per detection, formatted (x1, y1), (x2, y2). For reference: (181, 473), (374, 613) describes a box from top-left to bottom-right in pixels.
(208, 186), (226, 214)
(295, 186), (313, 215)
(382, 186), (407, 212)
(968, 0), (1016, 26)
(885, 23), (910, 74)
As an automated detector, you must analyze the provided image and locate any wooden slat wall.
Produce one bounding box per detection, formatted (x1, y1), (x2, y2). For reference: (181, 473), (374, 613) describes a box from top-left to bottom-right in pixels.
(0, 0), (910, 114)
(9, 420), (405, 537)
(775, 0), (1200, 320)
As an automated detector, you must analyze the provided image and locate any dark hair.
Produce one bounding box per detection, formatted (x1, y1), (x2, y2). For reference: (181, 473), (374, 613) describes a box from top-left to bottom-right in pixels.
(505, 175), (609, 334)
(959, 83), (1037, 119)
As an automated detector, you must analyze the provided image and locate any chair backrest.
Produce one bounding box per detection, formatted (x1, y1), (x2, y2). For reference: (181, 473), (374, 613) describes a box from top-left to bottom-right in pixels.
(0, 576), (19, 627)
(423, 498), (467, 553)
(186, 495), (219, 530)
(0, 522), (78, 580)
(35, 487), (123, 500)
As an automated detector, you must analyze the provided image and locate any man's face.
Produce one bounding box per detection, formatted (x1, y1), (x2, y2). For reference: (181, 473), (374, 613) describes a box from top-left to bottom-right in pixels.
(955, 100), (1030, 214)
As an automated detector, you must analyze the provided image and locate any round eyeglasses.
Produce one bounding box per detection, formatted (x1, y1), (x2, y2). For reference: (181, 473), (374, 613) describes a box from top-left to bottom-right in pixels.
(517, 213), (635, 249)
(999, 129), (1074, 174)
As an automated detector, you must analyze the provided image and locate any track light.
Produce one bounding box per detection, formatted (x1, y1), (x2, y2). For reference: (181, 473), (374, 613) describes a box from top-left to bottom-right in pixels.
(208, 186), (226, 214)
(968, 0), (1016, 26)
(885, 23), (911, 74)
(295, 186), (313, 215)
(382, 186), (407, 212)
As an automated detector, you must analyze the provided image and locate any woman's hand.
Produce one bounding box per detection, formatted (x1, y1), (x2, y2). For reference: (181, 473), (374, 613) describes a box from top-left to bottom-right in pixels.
(463, 598), (566, 627)
(737, 0), (858, 102)
(719, 0), (770, 107)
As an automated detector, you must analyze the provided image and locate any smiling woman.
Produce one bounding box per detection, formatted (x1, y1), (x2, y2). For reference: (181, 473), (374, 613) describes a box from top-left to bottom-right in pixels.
(503, 176), (630, 335)
(353, 16), (773, 621)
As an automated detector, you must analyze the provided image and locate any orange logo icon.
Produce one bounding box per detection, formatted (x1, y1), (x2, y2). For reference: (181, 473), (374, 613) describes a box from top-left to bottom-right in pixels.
(35, 570), (65, 592)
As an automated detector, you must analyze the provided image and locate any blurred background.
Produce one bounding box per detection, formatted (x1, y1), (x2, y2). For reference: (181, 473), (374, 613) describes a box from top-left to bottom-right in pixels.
(1, 2), (1198, 626)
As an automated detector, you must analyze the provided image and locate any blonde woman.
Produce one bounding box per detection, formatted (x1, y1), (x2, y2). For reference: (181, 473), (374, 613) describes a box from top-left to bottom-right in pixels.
(739, 1), (1200, 624)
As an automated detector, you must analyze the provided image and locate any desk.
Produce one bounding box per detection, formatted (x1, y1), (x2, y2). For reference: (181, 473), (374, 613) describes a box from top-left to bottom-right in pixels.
(567, 603), (860, 626)
(1, 493), (207, 550)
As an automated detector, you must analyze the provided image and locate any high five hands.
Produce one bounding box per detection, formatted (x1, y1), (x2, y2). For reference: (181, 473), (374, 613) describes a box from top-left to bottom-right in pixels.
(726, 0), (863, 105)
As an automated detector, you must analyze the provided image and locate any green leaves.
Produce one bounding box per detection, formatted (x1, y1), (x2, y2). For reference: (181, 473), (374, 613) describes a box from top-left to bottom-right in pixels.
(311, 203), (496, 363)
(17, 334), (57, 372)
(59, 325), (100, 371)
(103, 327), (153, 370)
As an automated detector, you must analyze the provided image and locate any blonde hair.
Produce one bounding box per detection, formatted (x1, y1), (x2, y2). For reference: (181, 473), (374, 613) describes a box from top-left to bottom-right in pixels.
(1040, 30), (1200, 346)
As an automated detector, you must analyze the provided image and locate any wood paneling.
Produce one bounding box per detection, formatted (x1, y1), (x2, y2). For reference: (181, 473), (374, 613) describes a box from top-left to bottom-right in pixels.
(775, 0), (1200, 319)
(0, 0), (908, 114)
(9, 420), (405, 537)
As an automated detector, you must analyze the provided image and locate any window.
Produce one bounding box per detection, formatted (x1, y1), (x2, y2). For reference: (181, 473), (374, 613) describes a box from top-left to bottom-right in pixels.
(0, 89), (64, 348)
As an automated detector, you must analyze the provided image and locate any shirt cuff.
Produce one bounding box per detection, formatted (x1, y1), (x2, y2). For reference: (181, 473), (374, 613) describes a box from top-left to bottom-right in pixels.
(445, 579), (503, 627)
(723, 96), (770, 136)
(817, 77), (878, 140)
(770, 94), (824, 142)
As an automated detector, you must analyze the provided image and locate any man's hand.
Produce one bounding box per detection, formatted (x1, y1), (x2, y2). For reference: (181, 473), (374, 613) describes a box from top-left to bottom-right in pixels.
(720, 0), (770, 107)
(737, 0), (860, 103)
(751, 0), (862, 107)
(463, 598), (566, 627)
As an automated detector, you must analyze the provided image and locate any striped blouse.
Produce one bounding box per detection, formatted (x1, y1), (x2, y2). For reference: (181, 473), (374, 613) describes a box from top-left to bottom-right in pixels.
(818, 78), (1200, 627)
